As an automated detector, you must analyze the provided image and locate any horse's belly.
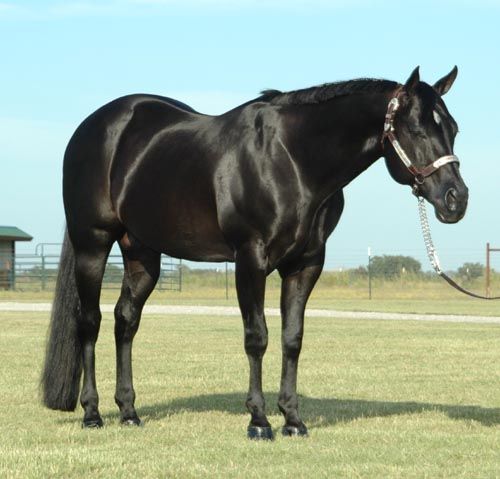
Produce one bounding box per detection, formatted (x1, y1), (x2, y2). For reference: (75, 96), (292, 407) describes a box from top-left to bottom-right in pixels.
(124, 216), (233, 262)
(154, 219), (234, 262)
(116, 183), (233, 262)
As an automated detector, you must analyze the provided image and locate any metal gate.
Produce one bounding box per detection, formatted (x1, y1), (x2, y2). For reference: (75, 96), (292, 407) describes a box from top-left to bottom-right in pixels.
(0, 244), (181, 291)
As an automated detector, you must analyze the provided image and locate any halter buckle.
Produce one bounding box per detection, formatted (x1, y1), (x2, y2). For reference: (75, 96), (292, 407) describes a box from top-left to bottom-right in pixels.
(414, 174), (425, 185)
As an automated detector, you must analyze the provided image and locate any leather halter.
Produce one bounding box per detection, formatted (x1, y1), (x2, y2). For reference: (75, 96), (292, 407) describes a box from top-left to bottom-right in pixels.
(381, 88), (460, 195)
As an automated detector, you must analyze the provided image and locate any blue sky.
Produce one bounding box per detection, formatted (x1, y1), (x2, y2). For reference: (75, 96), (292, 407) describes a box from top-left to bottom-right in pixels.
(1, 0), (499, 270)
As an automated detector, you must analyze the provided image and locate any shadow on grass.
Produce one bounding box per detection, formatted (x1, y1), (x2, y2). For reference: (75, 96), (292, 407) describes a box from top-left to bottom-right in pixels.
(120, 393), (499, 428)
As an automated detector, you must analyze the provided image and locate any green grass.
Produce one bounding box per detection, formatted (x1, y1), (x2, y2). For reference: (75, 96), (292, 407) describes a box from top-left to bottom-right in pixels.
(0, 311), (498, 478)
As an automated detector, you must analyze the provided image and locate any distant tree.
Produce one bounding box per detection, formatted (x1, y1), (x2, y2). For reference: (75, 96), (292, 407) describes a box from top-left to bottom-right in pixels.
(369, 255), (422, 278)
(457, 262), (484, 281)
(350, 266), (368, 277)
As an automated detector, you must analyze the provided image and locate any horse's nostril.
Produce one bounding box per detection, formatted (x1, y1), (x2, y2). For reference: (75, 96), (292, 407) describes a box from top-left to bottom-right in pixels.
(445, 188), (458, 212)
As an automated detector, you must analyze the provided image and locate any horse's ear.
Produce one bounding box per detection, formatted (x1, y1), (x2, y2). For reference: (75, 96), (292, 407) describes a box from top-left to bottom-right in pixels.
(433, 66), (458, 96)
(403, 66), (420, 94)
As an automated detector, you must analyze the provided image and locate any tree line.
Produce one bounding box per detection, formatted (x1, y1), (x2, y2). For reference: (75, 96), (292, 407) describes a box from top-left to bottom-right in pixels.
(179, 255), (488, 281)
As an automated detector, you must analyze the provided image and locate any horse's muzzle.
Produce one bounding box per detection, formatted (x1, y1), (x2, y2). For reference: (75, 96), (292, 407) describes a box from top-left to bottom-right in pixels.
(436, 186), (468, 224)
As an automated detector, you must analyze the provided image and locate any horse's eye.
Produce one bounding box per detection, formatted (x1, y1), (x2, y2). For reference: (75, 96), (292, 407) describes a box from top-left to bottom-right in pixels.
(433, 110), (441, 125)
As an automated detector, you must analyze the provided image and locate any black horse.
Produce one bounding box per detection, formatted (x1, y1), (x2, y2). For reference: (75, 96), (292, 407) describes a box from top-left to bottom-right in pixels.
(42, 67), (468, 439)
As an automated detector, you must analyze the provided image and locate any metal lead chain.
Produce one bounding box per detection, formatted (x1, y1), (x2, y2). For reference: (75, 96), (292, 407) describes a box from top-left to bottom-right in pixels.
(418, 197), (442, 274)
(417, 197), (500, 300)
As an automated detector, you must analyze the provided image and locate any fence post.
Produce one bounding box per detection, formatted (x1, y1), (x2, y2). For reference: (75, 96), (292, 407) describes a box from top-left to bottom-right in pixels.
(486, 242), (490, 298)
(178, 260), (183, 292)
(41, 253), (46, 291)
(368, 246), (372, 300)
(225, 262), (229, 300)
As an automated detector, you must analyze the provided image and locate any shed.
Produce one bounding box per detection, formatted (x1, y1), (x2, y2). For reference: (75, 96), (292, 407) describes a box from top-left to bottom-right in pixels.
(0, 226), (33, 289)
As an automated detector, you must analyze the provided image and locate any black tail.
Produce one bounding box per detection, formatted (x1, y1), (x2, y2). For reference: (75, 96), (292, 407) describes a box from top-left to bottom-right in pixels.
(41, 229), (82, 411)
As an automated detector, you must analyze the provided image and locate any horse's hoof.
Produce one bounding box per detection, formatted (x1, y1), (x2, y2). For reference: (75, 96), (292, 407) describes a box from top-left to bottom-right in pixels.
(282, 424), (308, 437)
(121, 417), (144, 427)
(247, 426), (274, 441)
(82, 418), (104, 429)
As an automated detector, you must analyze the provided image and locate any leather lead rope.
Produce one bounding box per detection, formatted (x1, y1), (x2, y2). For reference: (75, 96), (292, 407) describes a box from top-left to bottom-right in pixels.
(418, 197), (500, 300)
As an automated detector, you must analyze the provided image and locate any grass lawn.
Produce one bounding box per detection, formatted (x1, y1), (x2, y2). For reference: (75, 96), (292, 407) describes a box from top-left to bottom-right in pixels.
(0, 310), (498, 478)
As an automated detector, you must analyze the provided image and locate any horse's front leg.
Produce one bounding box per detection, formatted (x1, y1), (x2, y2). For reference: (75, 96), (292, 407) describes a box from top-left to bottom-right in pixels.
(235, 241), (272, 440)
(278, 251), (324, 437)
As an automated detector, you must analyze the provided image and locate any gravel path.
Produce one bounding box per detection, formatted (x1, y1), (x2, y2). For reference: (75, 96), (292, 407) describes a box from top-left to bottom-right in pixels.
(1, 302), (499, 324)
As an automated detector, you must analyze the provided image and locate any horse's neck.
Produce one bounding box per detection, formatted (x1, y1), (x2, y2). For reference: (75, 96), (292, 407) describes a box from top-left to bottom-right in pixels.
(281, 92), (391, 197)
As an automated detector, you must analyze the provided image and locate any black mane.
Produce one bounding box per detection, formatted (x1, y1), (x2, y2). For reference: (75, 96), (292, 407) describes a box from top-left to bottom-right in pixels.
(260, 78), (399, 105)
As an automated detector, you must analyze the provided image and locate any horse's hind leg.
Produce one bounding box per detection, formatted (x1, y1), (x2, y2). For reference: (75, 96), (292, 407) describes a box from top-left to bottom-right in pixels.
(114, 233), (160, 425)
(73, 233), (114, 428)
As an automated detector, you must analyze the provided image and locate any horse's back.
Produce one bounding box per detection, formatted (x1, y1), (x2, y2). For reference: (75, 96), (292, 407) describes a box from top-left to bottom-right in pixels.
(63, 94), (233, 259)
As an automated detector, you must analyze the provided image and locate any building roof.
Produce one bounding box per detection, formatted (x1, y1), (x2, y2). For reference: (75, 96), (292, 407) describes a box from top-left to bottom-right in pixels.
(0, 226), (33, 241)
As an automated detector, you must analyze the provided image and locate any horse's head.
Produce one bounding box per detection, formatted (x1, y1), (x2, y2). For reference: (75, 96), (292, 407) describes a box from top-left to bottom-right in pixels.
(383, 66), (468, 224)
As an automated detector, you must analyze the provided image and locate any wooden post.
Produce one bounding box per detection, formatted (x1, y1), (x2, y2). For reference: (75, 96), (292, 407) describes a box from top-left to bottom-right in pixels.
(10, 241), (15, 291)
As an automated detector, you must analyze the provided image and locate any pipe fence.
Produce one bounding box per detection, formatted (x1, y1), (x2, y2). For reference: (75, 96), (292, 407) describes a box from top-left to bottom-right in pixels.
(1, 244), (498, 299)
(0, 248), (181, 291)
